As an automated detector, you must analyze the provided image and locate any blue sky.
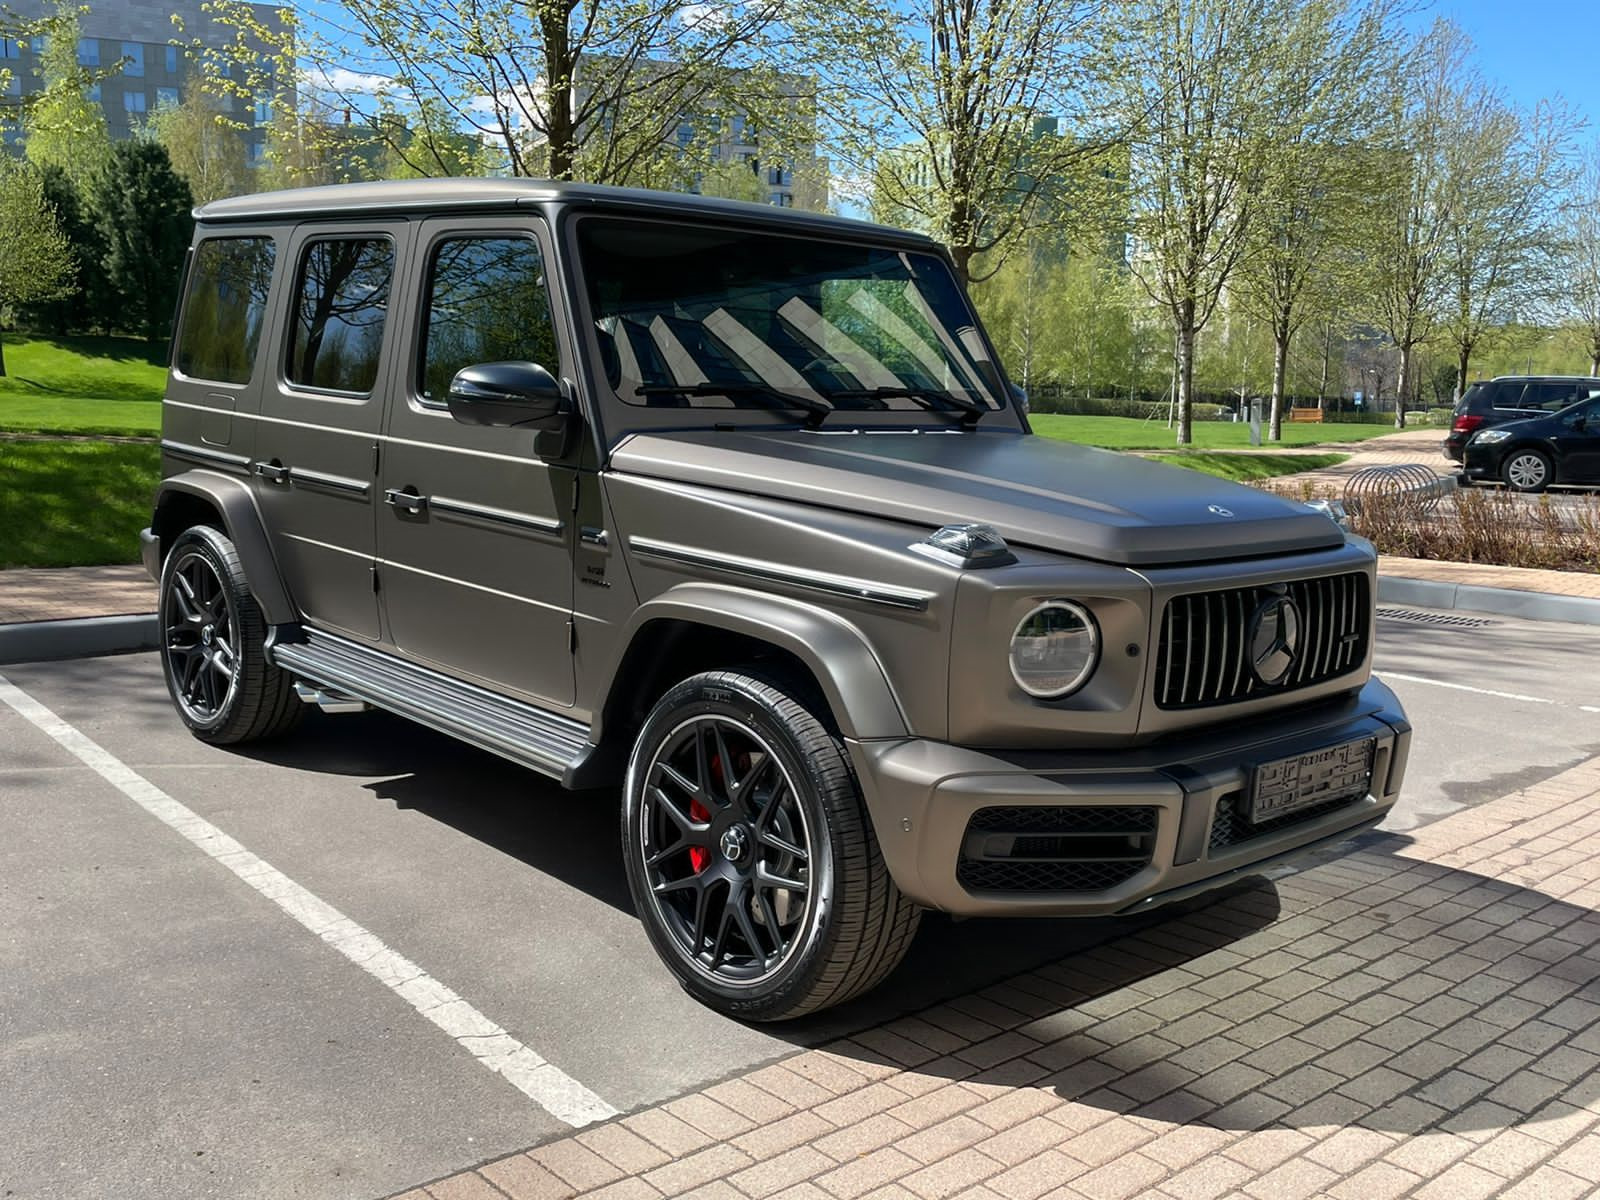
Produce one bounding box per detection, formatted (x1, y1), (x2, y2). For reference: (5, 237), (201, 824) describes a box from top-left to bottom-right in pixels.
(1434, 0), (1599, 135)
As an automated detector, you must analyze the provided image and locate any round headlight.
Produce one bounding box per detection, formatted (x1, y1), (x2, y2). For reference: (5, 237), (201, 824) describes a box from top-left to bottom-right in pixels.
(1009, 601), (1100, 699)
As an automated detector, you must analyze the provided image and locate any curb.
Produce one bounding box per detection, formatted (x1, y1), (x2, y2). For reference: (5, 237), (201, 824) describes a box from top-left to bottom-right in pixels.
(0, 614), (159, 666)
(1377, 574), (1600, 626)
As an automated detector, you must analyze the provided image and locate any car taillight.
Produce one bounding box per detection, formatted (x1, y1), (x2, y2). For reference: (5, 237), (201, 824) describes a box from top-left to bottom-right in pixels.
(1452, 414), (1484, 434)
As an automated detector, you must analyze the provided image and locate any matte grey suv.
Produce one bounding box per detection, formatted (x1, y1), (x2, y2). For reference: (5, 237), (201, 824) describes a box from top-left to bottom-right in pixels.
(143, 179), (1410, 1019)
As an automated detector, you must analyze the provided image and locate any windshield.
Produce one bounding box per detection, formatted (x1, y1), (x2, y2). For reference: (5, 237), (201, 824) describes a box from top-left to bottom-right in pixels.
(577, 217), (1003, 419)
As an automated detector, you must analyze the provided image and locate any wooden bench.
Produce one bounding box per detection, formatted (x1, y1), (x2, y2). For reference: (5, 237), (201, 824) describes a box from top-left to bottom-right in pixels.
(1289, 407), (1324, 423)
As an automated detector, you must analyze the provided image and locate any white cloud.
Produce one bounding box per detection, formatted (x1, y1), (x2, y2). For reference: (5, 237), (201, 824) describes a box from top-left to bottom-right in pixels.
(301, 65), (393, 96)
(680, 2), (732, 30)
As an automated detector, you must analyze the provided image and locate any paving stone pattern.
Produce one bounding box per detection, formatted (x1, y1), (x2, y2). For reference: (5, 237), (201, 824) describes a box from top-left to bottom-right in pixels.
(0, 565), (155, 624)
(399, 756), (1600, 1200)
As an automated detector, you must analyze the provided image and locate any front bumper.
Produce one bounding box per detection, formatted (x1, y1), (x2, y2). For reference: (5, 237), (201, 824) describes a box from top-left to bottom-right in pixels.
(1460, 445), (1505, 482)
(848, 677), (1410, 917)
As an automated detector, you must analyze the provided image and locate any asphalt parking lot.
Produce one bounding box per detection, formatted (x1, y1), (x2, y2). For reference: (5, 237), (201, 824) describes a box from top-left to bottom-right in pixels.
(3, 606), (1599, 1200)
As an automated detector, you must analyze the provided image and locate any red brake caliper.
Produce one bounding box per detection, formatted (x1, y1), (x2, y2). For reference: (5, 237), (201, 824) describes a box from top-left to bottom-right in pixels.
(688, 796), (711, 873)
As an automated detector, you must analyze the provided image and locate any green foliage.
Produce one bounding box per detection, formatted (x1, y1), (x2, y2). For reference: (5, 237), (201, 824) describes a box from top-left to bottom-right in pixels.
(20, 2), (112, 194)
(1153, 450), (1348, 482)
(0, 440), (159, 568)
(19, 165), (115, 336)
(89, 142), (194, 344)
(0, 158), (75, 375)
(1028, 413), (1394, 449)
(146, 85), (252, 205)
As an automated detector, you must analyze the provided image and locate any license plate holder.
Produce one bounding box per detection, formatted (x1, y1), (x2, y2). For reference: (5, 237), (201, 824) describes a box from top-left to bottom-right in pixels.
(1249, 738), (1375, 823)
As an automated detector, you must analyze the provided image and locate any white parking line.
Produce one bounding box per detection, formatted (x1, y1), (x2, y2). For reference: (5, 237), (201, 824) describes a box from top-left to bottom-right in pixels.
(1381, 670), (1594, 710)
(0, 674), (618, 1129)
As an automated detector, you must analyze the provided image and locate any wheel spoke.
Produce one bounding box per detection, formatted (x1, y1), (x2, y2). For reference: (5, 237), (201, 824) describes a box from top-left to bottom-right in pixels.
(707, 902), (735, 970)
(652, 786), (710, 841)
(658, 761), (700, 799)
(652, 874), (703, 897)
(732, 893), (768, 961)
(758, 829), (808, 861)
(171, 570), (202, 623)
(756, 863), (808, 893)
(691, 876), (717, 951)
(755, 889), (785, 947)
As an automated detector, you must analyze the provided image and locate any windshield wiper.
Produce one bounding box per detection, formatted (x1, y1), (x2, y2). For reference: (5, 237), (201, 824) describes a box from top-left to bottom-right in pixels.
(634, 382), (834, 428)
(825, 386), (987, 427)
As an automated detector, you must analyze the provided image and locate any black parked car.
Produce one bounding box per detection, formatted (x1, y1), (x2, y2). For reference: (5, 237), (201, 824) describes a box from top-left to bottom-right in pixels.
(1461, 396), (1600, 492)
(1443, 376), (1600, 462)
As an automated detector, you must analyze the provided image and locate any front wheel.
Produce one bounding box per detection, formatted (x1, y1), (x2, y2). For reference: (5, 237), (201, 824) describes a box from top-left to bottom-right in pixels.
(621, 669), (920, 1021)
(1503, 449), (1553, 493)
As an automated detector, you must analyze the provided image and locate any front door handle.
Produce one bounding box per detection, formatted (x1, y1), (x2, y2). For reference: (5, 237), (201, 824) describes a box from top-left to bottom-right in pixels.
(253, 460), (289, 484)
(384, 487), (427, 513)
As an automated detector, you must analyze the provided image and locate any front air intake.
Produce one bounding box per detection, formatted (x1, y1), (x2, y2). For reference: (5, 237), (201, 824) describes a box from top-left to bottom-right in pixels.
(956, 806), (1157, 894)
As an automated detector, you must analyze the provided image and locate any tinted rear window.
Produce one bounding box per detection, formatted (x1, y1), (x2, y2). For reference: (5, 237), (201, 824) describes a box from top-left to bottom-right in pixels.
(176, 237), (276, 385)
(286, 237), (394, 394)
(1456, 382), (1487, 413)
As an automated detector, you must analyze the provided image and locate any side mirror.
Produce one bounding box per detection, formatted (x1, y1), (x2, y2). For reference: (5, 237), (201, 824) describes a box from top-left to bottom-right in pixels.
(446, 361), (569, 430)
(1574, 417), (1588, 433)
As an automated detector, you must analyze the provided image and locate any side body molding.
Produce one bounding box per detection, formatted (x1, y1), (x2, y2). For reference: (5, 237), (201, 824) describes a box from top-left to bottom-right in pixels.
(152, 470), (298, 625)
(596, 583), (910, 743)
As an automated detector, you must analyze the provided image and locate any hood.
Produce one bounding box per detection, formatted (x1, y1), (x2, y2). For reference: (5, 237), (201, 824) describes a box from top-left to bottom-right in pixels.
(609, 429), (1344, 567)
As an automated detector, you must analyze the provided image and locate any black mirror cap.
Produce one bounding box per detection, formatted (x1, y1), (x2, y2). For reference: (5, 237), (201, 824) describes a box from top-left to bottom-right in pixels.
(447, 361), (570, 430)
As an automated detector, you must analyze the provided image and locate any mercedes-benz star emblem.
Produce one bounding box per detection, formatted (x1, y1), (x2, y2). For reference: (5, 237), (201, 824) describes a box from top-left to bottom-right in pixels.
(1208, 504), (1234, 517)
(1248, 595), (1301, 685)
(719, 825), (750, 864)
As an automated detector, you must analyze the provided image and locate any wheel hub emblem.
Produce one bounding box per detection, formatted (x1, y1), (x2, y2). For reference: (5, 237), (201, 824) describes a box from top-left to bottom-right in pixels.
(201, 625), (215, 647)
(1248, 595), (1301, 685)
(719, 825), (750, 864)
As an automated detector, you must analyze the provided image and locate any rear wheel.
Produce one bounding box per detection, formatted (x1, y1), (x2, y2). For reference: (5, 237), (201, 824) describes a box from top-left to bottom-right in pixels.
(1503, 448), (1553, 493)
(621, 668), (920, 1020)
(159, 526), (302, 745)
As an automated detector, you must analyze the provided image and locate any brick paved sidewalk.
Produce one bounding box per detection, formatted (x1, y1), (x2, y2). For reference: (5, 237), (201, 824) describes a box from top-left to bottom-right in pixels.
(1378, 557), (1600, 602)
(398, 757), (1600, 1200)
(0, 565), (155, 624)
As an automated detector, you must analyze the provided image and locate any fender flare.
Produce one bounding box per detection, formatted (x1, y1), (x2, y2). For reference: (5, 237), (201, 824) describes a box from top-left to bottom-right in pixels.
(595, 583), (910, 743)
(152, 470), (297, 625)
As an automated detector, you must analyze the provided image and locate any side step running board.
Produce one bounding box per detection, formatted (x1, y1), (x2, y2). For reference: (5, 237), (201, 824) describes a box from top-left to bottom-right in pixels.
(271, 629), (594, 782)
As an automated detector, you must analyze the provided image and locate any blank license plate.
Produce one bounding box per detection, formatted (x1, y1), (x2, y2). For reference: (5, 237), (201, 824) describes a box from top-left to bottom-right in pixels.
(1250, 738), (1375, 822)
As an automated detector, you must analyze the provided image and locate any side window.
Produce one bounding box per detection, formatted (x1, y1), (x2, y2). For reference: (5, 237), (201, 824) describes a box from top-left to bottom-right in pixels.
(176, 237), (276, 385)
(1521, 382), (1578, 413)
(417, 235), (558, 404)
(286, 236), (394, 394)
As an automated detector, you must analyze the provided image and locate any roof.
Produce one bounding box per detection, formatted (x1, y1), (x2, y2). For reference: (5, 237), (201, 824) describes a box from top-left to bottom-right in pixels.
(195, 177), (934, 245)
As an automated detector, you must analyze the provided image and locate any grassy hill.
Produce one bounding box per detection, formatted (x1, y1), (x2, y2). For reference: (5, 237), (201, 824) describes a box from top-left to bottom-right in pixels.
(0, 334), (165, 437)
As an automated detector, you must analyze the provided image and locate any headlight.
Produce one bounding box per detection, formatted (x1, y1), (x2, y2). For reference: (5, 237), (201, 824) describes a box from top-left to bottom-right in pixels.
(1009, 601), (1100, 698)
(1472, 429), (1511, 445)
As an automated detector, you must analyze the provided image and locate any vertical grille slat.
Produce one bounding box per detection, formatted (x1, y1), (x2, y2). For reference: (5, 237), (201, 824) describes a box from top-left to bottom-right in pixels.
(1154, 572), (1370, 710)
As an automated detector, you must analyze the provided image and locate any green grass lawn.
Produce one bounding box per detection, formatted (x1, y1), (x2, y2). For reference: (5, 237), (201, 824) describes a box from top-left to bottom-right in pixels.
(0, 440), (160, 568)
(1030, 413), (1396, 450)
(0, 334), (165, 436)
(1148, 450), (1347, 482)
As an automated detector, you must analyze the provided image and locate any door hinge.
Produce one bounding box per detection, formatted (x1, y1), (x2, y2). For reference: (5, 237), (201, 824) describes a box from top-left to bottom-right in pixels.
(570, 472), (581, 514)
(372, 441), (381, 473)
(371, 563), (380, 593)
(567, 618), (577, 653)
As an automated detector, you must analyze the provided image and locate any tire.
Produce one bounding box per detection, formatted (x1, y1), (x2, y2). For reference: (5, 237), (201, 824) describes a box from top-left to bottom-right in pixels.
(158, 526), (303, 745)
(621, 668), (920, 1021)
(1502, 448), (1553, 493)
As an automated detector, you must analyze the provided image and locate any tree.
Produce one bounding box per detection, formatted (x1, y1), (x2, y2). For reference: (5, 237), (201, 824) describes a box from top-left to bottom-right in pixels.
(1121, 0), (1286, 444)
(1571, 142), (1600, 376)
(1438, 82), (1577, 399)
(147, 85), (252, 205)
(0, 159), (75, 376)
(803, 0), (1118, 287)
(19, 165), (115, 336)
(90, 142), (194, 343)
(1369, 22), (1461, 429)
(1234, 0), (1394, 440)
(20, 2), (112, 194)
(189, 0), (782, 187)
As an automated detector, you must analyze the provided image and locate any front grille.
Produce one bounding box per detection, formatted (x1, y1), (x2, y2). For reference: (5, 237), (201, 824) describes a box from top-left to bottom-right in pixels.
(957, 805), (1157, 895)
(1209, 790), (1366, 851)
(1154, 572), (1369, 710)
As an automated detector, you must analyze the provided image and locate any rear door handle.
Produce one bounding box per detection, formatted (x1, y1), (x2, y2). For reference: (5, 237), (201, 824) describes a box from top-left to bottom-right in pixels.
(384, 487), (427, 513)
(253, 460), (289, 484)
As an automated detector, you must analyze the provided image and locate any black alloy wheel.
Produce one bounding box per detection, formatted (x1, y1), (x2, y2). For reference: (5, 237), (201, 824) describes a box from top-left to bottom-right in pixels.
(639, 714), (815, 984)
(622, 668), (920, 1020)
(158, 526), (302, 744)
